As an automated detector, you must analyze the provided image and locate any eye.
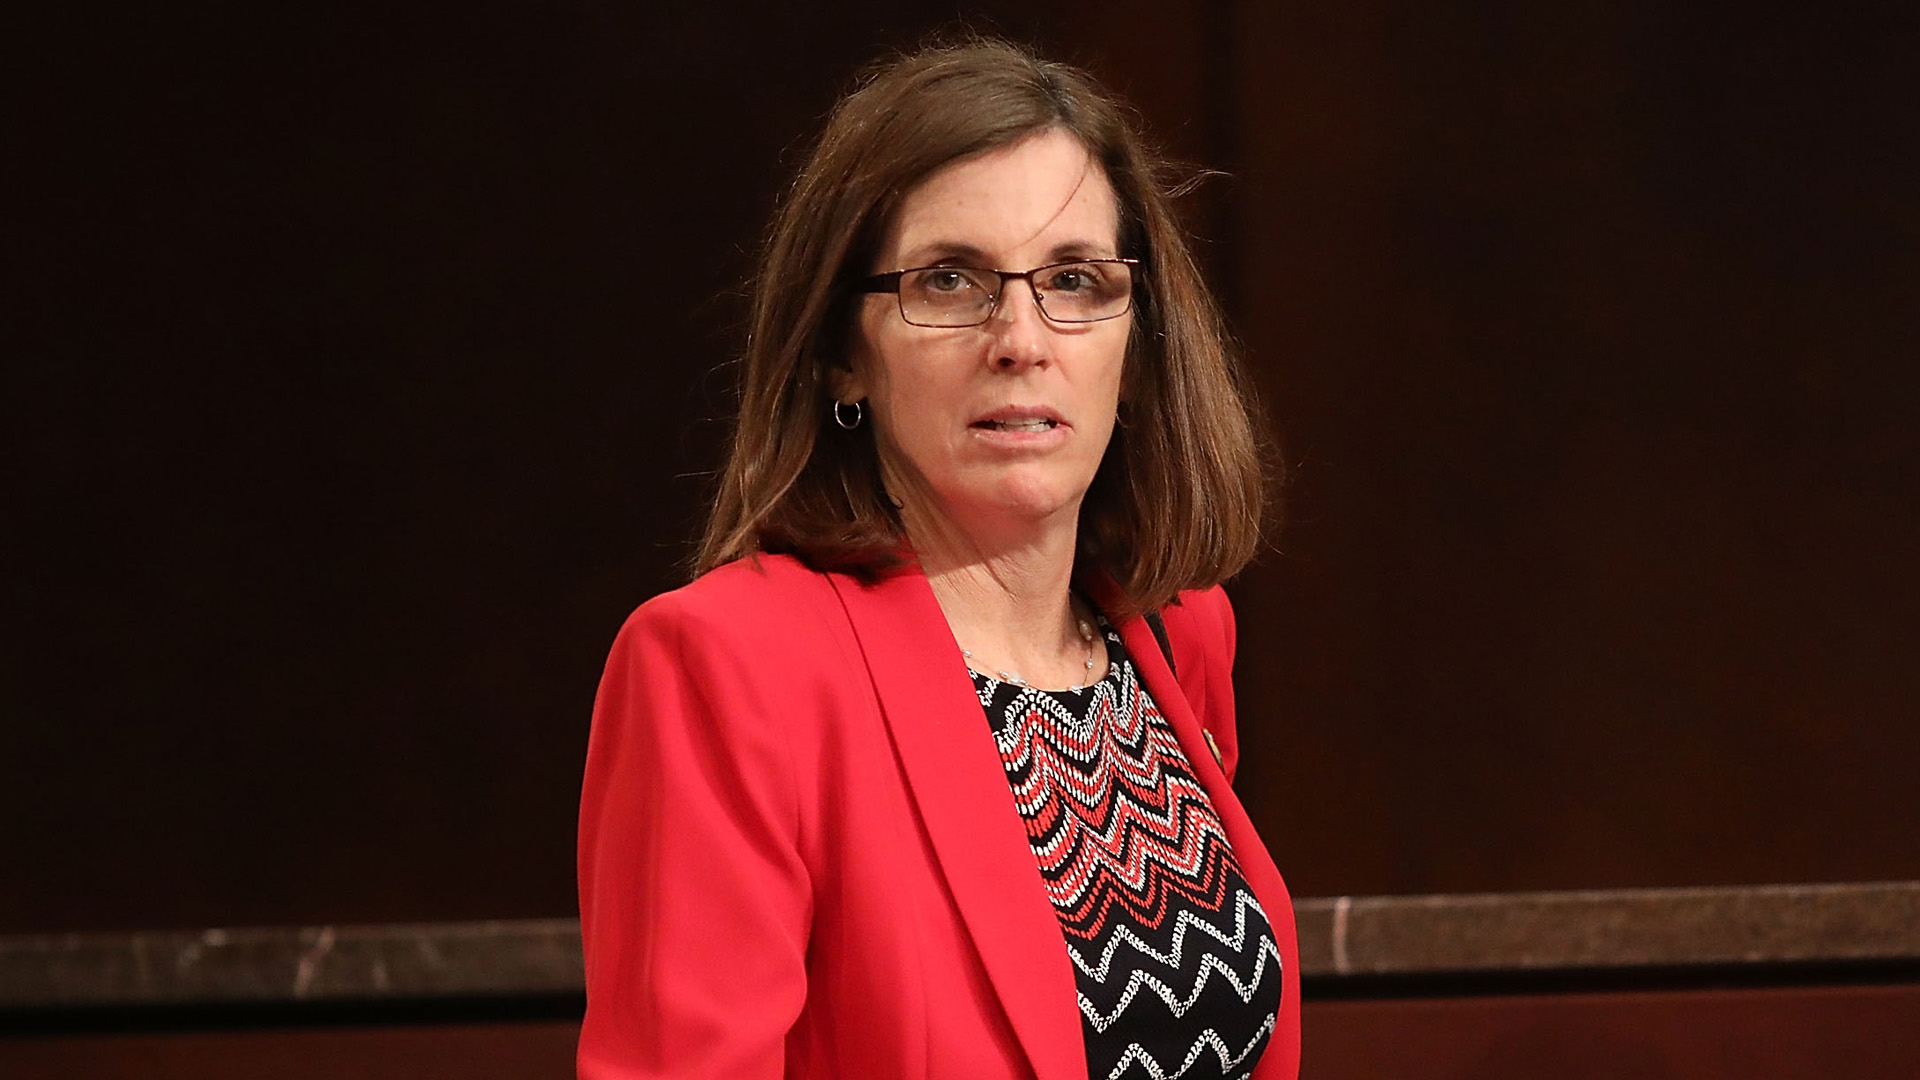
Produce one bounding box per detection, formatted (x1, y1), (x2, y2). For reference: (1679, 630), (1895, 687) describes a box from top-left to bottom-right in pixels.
(923, 269), (978, 293)
(1043, 263), (1103, 292)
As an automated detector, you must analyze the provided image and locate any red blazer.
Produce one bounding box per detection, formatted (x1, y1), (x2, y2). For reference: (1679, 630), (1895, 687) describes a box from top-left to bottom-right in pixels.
(578, 554), (1300, 1079)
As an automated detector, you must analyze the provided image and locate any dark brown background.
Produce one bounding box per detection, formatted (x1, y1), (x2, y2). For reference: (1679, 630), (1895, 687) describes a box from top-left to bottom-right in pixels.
(8, 0), (1918, 940)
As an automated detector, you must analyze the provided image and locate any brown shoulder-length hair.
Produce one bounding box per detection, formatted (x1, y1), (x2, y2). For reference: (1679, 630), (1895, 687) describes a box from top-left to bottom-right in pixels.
(695, 38), (1271, 615)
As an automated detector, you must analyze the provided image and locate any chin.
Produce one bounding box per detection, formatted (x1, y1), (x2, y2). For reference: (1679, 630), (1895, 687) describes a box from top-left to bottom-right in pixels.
(975, 473), (1090, 522)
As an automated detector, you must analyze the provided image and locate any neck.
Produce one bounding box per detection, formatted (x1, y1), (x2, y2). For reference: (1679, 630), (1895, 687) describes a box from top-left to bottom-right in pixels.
(921, 530), (1080, 653)
(890, 474), (1100, 689)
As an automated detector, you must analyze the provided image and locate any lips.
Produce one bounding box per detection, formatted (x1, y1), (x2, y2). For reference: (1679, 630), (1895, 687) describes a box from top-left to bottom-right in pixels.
(976, 417), (1057, 432)
(970, 407), (1065, 433)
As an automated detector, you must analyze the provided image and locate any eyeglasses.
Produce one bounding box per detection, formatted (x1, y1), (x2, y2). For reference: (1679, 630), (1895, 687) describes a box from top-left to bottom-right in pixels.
(856, 258), (1140, 328)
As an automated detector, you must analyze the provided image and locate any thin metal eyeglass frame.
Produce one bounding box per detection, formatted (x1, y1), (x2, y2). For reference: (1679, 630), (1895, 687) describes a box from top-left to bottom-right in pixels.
(855, 258), (1142, 328)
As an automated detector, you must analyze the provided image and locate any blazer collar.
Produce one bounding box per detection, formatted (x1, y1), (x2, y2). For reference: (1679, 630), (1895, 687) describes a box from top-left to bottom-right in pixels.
(828, 565), (1087, 1080)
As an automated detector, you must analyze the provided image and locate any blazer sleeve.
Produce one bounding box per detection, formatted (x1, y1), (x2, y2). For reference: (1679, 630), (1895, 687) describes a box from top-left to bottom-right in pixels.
(577, 594), (813, 1079)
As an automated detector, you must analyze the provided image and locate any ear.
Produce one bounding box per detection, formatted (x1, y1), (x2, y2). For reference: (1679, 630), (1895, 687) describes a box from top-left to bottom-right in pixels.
(827, 363), (865, 405)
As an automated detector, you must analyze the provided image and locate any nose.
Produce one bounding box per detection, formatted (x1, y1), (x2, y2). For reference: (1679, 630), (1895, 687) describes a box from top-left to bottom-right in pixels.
(985, 280), (1052, 371)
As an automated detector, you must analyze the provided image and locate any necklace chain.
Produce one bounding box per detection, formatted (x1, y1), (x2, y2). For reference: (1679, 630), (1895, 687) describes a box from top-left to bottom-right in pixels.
(963, 618), (1100, 690)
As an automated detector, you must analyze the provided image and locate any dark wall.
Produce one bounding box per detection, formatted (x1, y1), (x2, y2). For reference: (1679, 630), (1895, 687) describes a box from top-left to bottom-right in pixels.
(1227, 0), (1920, 895)
(7, 1), (1918, 935)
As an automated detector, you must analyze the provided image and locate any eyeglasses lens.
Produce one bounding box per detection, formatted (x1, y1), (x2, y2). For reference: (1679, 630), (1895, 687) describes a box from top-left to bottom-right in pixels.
(900, 268), (996, 327)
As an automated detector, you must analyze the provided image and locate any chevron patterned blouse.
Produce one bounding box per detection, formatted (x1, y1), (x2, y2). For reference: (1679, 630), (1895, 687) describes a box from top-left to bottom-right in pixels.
(970, 622), (1282, 1080)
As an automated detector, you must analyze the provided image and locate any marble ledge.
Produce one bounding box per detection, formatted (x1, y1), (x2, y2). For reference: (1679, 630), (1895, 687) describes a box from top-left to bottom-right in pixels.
(1292, 880), (1920, 977)
(0, 918), (585, 1010)
(3, 882), (1917, 1009)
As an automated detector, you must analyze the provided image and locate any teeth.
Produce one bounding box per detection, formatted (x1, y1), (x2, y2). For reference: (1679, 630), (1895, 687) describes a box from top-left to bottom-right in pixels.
(986, 418), (1054, 432)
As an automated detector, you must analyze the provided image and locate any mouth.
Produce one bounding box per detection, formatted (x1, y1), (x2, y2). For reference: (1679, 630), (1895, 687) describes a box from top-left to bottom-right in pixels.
(972, 417), (1059, 433)
(970, 406), (1066, 434)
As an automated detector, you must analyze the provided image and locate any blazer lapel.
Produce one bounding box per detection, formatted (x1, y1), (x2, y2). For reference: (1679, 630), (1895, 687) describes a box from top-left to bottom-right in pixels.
(1088, 581), (1301, 1006)
(828, 568), (1087, 1080)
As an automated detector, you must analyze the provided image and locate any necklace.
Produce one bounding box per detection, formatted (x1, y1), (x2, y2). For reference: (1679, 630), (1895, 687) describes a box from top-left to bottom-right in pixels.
(964, 617), (1100, 690)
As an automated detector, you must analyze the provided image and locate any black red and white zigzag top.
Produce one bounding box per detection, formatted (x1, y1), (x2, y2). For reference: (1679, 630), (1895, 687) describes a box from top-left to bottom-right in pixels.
(970, 622), (1282, 1080)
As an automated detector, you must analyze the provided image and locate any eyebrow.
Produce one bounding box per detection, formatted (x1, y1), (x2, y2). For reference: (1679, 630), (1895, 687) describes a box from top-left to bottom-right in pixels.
(893, 238), (1119, 269)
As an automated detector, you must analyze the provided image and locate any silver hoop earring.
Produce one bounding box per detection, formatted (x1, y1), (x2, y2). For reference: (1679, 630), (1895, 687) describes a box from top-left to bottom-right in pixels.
(832, 399), (864, 430)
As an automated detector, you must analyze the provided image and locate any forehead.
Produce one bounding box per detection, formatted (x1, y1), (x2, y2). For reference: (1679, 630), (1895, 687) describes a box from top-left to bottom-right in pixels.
(882, 127), (1121, 266)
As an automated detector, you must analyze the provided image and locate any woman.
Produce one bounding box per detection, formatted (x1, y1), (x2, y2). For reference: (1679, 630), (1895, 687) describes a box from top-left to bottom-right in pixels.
(578, 39), (1299, 1080)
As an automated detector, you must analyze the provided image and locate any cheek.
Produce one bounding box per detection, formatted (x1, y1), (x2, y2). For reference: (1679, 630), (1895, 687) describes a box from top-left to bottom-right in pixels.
(866, 332), (969, 423)
(1086, 332), (1130, 412)
(878, 380), (959, 463)
(862, 346), (956, 475)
